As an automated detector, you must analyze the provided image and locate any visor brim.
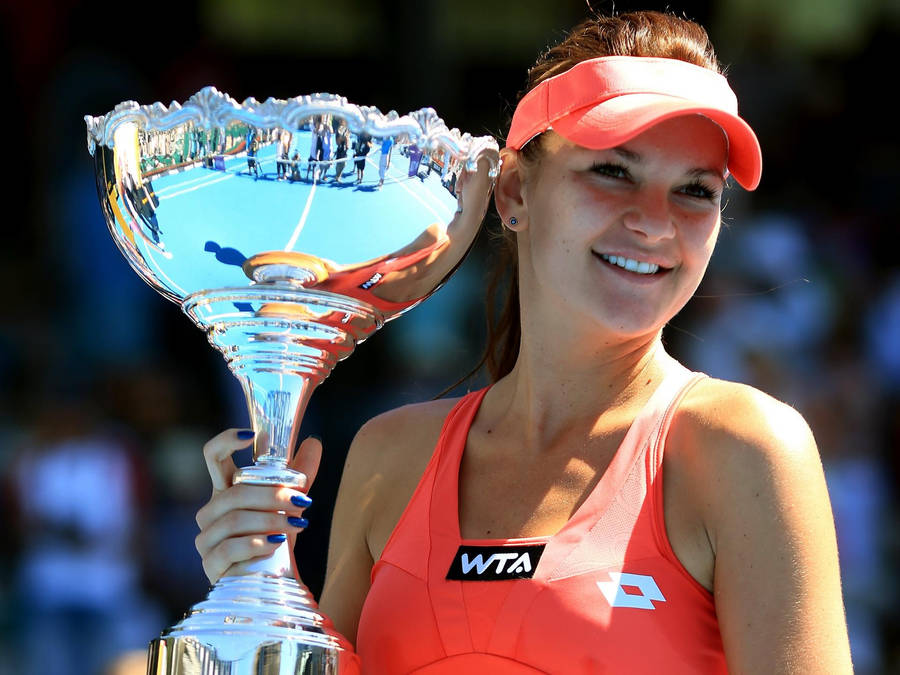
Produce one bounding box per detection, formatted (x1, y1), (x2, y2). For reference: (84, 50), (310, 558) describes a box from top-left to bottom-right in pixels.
(552, 94), (762, 191)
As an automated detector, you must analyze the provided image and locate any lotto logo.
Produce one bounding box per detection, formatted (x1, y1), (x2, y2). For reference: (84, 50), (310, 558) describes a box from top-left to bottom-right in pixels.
(597, 572), (666, 609)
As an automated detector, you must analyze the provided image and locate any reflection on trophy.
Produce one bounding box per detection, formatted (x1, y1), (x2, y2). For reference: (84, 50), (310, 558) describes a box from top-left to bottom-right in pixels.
(85, 87), (499, 674)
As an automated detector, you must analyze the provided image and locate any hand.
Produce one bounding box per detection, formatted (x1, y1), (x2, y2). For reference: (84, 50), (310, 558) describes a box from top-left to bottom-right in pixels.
(194, 430), (322, 584)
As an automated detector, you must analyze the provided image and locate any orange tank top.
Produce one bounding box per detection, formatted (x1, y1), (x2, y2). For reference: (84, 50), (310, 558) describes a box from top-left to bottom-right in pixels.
(356, 366), (727, 674)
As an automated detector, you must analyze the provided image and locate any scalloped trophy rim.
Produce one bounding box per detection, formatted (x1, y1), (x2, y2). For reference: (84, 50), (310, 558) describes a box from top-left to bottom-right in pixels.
(84, 85), (500, 175)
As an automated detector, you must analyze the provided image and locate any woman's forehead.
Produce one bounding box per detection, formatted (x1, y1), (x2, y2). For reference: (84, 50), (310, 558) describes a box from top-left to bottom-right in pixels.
(545, 116), (729, 172)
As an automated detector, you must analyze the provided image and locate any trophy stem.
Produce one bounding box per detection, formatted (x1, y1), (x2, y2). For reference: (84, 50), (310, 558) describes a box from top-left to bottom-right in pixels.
(232, 372), (318, 579)
(231, 371), (321, 491)
(183, 284), (381, 576)
(150, 285), (378, 673)
(183, 283), (382, 488)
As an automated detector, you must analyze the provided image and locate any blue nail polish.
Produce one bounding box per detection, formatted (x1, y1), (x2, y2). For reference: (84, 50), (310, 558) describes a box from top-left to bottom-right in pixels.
(291, 494), (313, 508)
(237, 429), (255, 440)
(267, 533), (286, 543)
(287, 516), (309, 528)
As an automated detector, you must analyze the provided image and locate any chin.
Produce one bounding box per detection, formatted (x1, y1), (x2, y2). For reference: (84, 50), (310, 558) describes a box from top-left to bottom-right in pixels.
(581, 299), (673, 339)
(573, 311), (668, 344)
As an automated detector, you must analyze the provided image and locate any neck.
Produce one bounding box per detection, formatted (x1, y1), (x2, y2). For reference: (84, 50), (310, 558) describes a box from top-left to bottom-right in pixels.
(485, 327), (674, 453)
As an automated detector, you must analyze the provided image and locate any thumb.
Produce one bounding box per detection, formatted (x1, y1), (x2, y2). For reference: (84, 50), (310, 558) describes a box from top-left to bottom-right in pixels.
(290, 435), (323, 492)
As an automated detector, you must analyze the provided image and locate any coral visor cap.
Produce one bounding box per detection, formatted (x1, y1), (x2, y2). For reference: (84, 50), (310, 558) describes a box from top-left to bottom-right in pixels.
(507, 56), (762, 190)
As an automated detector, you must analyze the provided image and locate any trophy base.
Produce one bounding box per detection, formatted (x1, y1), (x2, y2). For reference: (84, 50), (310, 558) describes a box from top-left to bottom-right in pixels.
(147, 575), (359, 675)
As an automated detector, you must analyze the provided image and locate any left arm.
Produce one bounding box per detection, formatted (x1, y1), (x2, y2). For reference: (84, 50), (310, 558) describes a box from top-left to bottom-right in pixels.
(679, 381), (853, 674)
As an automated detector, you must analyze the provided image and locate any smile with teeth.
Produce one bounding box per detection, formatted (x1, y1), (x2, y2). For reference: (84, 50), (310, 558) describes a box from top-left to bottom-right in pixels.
(598, 253), (661, 275)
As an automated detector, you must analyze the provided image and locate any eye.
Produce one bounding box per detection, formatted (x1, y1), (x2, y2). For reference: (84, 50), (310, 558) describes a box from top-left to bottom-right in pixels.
(589, 162), (631, 180)
(678, 179), (719, 201)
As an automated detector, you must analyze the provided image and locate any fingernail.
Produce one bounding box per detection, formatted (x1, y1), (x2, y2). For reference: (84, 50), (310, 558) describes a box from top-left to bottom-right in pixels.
(237, 429), (255, 440)
(310, 434), (323, 444)
(267, 533), (286, 543)
(291, 494), (313, 508)
(287, 516), (309, 528)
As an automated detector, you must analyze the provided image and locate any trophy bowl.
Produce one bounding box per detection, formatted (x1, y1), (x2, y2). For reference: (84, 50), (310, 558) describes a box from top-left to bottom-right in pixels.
(85, 86), (499, 674)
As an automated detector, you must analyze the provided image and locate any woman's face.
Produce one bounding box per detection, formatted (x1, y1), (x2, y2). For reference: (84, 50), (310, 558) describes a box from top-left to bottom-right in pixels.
(508, 114), (728, 341)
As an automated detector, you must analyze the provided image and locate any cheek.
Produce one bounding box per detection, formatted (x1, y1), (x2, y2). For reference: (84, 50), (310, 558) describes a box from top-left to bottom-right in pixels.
(530, 180), (600, 239)
(683, 215), (720, 264)
(528, 207), (585, 270)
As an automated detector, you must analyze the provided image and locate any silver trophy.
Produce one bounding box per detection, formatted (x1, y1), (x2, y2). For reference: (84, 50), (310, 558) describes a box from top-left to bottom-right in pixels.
(85, 87), (499, 674)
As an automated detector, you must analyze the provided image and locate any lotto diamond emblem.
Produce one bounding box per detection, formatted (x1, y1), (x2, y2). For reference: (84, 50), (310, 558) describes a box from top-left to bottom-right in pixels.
(597, 572), (666, 609)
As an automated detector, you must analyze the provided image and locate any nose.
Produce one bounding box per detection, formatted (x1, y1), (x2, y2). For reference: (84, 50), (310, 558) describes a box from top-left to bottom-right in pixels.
(622, 188), (676, 242)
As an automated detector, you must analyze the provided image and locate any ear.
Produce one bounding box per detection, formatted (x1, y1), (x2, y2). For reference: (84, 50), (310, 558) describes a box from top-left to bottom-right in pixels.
(494, 148), (527, 231)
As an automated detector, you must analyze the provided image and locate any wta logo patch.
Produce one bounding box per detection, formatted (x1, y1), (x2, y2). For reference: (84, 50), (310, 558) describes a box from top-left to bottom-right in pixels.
(446, 544), (546, 581)
(359, 272), (383, 289)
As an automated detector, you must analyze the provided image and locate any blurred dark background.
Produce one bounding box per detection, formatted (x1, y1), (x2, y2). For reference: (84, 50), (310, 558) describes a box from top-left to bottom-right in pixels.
(1, 0), (898, 673)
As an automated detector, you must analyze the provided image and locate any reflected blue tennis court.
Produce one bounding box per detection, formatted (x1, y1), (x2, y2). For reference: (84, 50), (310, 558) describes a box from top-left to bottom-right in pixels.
(137, 129), (459, 297)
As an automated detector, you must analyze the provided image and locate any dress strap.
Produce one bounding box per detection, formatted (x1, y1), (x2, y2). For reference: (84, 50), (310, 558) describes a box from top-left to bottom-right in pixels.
(374, 388), (489, 579)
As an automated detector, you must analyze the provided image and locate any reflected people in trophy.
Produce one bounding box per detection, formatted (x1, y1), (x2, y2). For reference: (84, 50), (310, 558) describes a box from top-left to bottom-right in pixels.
(353, 131), (371, 185)
(246, 128), (261, 179)
(332, 123), (350, 182)
(277, 130), (292, 180)
(376, 134), (393, 189)
(291, 149), (302, 182)
(178, 120), (452, 212)
(160, 114), (471, 199)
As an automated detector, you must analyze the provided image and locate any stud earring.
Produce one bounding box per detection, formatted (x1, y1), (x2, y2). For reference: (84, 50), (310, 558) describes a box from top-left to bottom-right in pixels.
(509, 217), (518, 226)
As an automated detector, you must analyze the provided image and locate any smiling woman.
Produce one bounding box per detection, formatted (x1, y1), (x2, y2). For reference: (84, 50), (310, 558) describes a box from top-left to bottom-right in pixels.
(195, 10), (854, 674)
(501, 118), (727, 340)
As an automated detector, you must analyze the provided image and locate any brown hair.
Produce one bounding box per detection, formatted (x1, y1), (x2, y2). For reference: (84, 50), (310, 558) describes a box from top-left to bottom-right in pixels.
(472, 11), (723, 384)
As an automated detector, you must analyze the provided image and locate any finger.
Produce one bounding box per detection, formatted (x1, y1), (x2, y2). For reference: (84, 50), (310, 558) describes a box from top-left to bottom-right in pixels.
(201, 533), (284, 584)
(195, 508), (309, 558)
(203, 428), (255, 492)
(196, 483), (308, 530)
(289, 435), (323, 491)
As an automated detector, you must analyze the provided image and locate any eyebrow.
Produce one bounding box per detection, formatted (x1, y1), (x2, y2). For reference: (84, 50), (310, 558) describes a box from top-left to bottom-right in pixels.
(687, 167), (726, 181)
(611, 146), (725, 180)
(612, 146), (640, 162)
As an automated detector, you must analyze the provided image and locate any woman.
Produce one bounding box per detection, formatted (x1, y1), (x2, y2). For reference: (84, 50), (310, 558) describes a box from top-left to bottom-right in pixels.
(307, 116), (327, 181)
(196, 11), (852, 673)
(377, 135), (394, 188)
(354, 132), (372, 184)
(332, 124), (350, 182)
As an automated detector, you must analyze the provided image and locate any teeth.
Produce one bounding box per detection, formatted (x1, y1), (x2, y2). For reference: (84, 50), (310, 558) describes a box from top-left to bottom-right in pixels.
(600, 254), (659, 275)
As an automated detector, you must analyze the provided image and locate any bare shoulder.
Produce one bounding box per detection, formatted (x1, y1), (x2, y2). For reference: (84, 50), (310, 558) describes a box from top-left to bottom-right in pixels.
(343, 396), (461, 480)
(321, 396), (462, 638)
(677, 376), (814, 446)
(668, 377), (851, 672)
(670, 377), (818, 489)
(667, 376), (824, 538)
(339, 396), (461, 559)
